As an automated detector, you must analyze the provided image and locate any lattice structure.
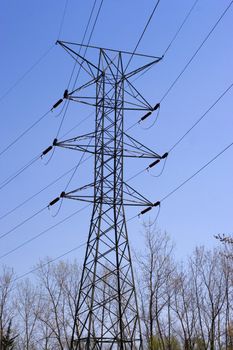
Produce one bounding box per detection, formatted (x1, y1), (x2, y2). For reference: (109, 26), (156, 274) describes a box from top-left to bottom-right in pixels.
(55, 41), (162, 350)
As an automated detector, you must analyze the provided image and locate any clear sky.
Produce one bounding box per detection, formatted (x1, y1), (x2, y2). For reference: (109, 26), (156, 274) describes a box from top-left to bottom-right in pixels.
(0, 0), (232, 278)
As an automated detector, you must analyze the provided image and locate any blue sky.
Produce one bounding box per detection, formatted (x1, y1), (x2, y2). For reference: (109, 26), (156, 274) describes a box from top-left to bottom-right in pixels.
(0, 0), (232, 277)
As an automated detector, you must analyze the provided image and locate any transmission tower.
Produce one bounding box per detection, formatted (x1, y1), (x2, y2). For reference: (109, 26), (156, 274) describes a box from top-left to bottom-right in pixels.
(52, 41), (163, 350)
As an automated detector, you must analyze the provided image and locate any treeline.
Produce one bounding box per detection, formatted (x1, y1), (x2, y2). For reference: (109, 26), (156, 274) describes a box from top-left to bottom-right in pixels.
(0, 227), (232, 349)
(136, 227), (233, 350)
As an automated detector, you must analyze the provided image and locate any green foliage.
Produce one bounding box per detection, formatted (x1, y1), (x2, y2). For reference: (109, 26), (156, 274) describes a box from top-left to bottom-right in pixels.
(148, 335), (160, 350)
(192, 336), (206, 350)
(148, 335), (181, 350)
(166, 336), (181, 350)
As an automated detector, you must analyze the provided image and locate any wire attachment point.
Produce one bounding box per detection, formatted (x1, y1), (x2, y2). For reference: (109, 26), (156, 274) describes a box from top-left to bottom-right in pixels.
(161, 152), (168, 159)
(138, 102), (160, 127)
(63, 89), (69, 99)
(139, 200), (160, 216)
(60, 191), (66, 198)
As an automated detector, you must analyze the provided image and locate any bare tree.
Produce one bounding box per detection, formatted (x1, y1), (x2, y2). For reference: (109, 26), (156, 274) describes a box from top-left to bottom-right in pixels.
(35, 259), (80, 349)
(0, 266), (15, 349)
(171, 268), (194, 349)
(189, 247), (228, 350)
(136, 224), (175, 350)
(14, 279), (42, 350)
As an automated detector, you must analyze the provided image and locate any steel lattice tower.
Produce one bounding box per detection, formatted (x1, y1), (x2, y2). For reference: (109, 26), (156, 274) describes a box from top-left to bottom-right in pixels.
(53, 41), (163, 350)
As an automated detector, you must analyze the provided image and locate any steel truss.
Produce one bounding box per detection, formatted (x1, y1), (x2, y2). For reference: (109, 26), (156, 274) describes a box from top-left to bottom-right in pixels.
(56, 41), (162, 350)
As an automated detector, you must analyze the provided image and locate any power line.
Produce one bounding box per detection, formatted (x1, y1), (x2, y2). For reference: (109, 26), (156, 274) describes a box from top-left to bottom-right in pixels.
(0, 109), (51, 158)
(0, 152), (93, 222)
(0, 1), (101, 161)
(126, 0), (231, 132)
(13, 242), (87, 283)
(2, 76), (231, 219)
(126, 0), (200, 85)
(2, 76), (229, 219)
(13, 212), (139, 283)
(0, 0), (158, 198)
(57, 0), (69, 40)
(0, 204), (90, 261)
(161, 140), (233, 203)
(13, 135), (232, 279)
(0, 0), (221, 167)
(0, 160), (88, 221)
(66, 0), (98, 90)
(3, 3), (232, 299)
(0, 1), (101, 163)
(0, 44), (55, 104)
(2, 2), (232, 270)
(0, 153), (41, 191)
(0, 1), (104, 200)
(168, 82), (233, 153)
(11, 140), (233, 282)
(0, 154), (163, 259)
(0, 109), (95, 195)
(0, 206), (48, 241)
(56, 0), (104, 139)
(163, 0), (200, 55)
(125, 0), (160, 71)
(0, 159), (148, 249)
(160, 0), (233, 103)
(4, 77), (230, 245)
(127, 82), (233, 187)
(73, 0), (104, 90)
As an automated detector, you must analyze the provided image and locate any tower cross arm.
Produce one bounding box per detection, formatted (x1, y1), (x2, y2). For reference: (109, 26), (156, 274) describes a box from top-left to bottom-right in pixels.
(124, 56), (163, 80)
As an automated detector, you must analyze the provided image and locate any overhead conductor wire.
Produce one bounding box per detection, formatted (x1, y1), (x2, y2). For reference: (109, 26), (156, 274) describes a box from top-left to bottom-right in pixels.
(0, 1), (104, 245)
(0, 153), (42, 191)
(0, 0), (104, 205)
(12, 211), (139, 283)
(163, 0), (200, 56)
(0, 110), (52, 158)
(134, 0), (200, 82)
(0, 0), (70, 156)
(0, 0), (198, 193)
(168, 82), (233, 153)
(55, 0), (104, 140)
(0, 0), (96, 159)
(0, 0), (229, 222)
(0, 204), (91, 261)
(161, 141), (233, 203)
(0, 44), (55, 105)
(130, 0), (233, 132)
(57, 0), (69, 40)
(2, 2), (232, 272)
(2, 76), (232, 254)
(0, 1), (229, 208)
(13, 136), (233, 282)
(124, 0), (161, 72)
(160, 0), (233, 103)
(52, 0), (105, 212)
